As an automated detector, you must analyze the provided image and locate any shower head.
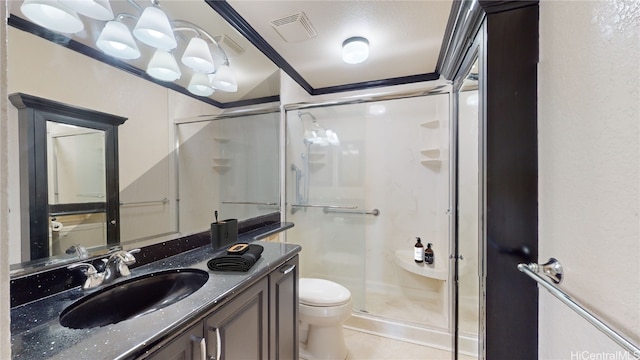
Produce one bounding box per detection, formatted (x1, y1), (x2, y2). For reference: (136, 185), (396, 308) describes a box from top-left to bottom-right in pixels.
(298, 111), (340, 146)
(298, 111), (317, 122)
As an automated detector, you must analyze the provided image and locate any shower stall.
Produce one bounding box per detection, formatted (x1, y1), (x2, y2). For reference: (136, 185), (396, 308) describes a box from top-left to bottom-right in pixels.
(284, 93), (477, 353)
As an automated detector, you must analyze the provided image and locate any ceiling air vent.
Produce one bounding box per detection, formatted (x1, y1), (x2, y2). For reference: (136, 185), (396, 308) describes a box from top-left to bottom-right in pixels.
(213, 34), (245, 58)
(269, 12), (317, 43)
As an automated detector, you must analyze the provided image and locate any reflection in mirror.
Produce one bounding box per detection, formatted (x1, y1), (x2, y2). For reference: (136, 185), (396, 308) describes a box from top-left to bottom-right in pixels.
(7, 0), (280, 106)
(7, 1), (282, 276)
(47, 122), (108, 259)
(47, 123), (106, 205)
(9, 93), (125, 269)
(177, 111), (281, 235)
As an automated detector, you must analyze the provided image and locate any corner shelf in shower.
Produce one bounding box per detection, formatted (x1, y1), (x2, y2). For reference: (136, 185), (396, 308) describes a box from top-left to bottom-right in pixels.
(420, 120), (439, 129)
(420, 159), (442, 168)
(420, 148), (441, 158)
(308, 152), (326, 161)
(394, 250), (447, 281)
(212, 157), (231, 172)
(212, 157), (230, 165)
(212, 164), (231, 172)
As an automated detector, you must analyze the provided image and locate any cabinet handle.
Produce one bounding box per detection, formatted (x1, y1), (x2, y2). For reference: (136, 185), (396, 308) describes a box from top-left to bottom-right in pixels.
(279, 264), (296, 275)
(215, 327), (222, 360)
(207, 327), (222, 360)
(191, 336), (207, 360)
(198, 337), (207, 360)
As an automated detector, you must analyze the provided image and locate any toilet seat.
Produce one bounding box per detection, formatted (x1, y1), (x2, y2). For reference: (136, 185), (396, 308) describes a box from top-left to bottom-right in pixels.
(299, 278), (351, 307)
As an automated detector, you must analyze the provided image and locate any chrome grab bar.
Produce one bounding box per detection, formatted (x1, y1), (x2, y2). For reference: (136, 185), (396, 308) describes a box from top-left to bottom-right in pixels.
(222, 201), (278, 206)
(323, 208), (380, 216)
(291, 204), (358, 209)
(518, 259), (640, 356)
(120, 197), (168, 206)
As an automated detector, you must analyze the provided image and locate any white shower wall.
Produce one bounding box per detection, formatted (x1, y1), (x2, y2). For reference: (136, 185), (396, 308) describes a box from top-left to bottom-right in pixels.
(286, 93), (451, 329)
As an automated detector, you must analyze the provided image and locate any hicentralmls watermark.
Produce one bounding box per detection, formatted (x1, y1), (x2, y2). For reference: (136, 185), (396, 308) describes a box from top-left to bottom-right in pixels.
(570, 350), (640, 360)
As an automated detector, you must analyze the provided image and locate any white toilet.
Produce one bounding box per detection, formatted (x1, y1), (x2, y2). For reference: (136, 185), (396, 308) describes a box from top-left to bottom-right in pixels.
(299, 278), (352, 360)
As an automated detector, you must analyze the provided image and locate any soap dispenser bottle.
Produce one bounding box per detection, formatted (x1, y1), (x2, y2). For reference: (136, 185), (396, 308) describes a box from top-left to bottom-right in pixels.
(414, 237), (424, 263)
(425, 243), (434, 265)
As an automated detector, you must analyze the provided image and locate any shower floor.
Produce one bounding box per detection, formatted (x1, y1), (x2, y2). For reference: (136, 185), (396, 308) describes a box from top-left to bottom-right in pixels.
(348, 287), (479, 358)
(363, 288), (448, 327)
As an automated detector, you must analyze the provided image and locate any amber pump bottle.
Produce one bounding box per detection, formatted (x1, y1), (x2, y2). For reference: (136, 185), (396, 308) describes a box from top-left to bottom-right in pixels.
(414, 237), (424, 263)
(425, 243), (434, 265)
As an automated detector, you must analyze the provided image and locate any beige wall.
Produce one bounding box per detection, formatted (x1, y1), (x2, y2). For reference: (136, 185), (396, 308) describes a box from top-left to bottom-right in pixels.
(539, 0), (640, 358)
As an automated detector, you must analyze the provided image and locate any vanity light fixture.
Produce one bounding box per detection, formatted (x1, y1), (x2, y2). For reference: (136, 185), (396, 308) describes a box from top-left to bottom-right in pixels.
(342, 36), (369, 64)
(59, 0), (114, 21)
(187, 72), (215, 96)
(181, 37), (216, 73)
(96, 19), (141, 59)
(20, 0), (85, 34)
(19, 0), (239, 97)
(210, 64), (237, 93)
(146, 49), (181, 81)
(133, 6), (177, 50)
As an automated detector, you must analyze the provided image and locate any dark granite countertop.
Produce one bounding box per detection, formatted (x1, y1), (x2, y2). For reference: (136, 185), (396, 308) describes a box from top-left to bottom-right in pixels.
(10, 240), (301, 359)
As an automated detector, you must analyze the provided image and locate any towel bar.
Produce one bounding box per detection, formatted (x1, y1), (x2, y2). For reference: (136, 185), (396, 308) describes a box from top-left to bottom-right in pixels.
(518, 259), (640, 356)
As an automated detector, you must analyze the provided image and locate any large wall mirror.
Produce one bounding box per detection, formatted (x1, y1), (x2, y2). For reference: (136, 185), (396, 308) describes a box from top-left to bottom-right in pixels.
(7, 0), (282, 275)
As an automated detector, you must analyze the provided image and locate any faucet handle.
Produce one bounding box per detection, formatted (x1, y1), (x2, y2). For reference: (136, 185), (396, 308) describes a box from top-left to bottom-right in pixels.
(116, 249), (139, 265)
(68, 262), (97, 275)
(108, 248), (139, 277)
(68, 262), (104, 289)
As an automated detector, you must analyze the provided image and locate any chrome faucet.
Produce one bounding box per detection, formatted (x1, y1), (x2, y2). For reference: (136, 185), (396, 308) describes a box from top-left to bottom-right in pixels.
(68, 248), (140, 290)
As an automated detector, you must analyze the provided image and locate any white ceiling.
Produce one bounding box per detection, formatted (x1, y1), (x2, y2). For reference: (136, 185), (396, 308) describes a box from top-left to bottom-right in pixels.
(227, 0), (453, 89)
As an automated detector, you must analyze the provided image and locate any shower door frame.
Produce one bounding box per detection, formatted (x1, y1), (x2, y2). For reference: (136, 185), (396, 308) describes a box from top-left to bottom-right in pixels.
(445, 2), (540, 359)
(282, 88), (457, 344)
(450, 24), (485, 360)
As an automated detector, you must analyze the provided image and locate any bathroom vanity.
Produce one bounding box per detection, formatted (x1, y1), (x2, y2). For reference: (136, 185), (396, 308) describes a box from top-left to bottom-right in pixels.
(10, 240), (300, 359)
(144, 254), (298, 360)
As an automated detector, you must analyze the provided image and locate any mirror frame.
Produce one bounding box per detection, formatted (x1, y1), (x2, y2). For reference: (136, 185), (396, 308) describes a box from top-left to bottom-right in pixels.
(9, 93), (126, 262)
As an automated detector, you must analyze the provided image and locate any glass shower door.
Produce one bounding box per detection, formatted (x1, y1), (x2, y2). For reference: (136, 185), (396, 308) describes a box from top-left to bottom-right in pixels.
(455, 53), (482, 360)
(284, 107), (368, 312)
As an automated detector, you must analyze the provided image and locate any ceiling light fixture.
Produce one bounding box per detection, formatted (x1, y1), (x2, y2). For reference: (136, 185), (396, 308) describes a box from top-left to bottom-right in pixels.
(20, 0), (84, 34)
(146, 49), (181, 81)
(342, 36), (369, 64)
(59, 0), (114, 21)
(96, 19), (141, 59)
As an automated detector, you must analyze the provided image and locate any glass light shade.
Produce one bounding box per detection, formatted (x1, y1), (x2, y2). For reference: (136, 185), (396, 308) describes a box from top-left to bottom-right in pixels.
(96, 21), (140, 59)
(133, 6), (177, 50)
(342, 36), (369, 64)
(326, 129), (340, 146)
(146, 50), (181, 81)
(20, 0), (84, 34)
(211, 65), (237, 92)
(59, 0), (113, 21)
(181, 37), (216, 73)
(187, 73), (215, 96)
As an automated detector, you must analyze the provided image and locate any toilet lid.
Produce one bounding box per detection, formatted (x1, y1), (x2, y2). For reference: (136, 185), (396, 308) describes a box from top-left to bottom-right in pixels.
(299, 278), (351, 306)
